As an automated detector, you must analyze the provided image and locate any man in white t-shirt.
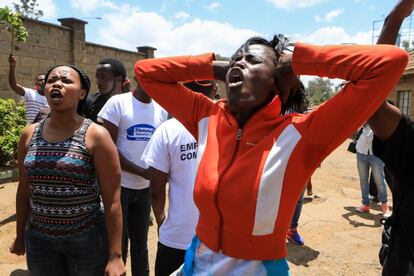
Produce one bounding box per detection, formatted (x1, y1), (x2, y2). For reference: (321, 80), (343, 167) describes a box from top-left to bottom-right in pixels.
(8, 55), (49, 124)
(142, 80), (217, 276)
(98, 80), (168, 276)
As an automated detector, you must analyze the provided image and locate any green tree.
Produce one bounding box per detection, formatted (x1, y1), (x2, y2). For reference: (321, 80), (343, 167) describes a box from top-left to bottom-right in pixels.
(307, 77), (335, 106)
(0, 7), (28, 54)
(0, 7), (28, 42)
(402, 40), (411, 51)
(13, 0), (43, 19)
(214, 54), (230, 99)
(401, 40), (414, 52)
(215, 54), (229, 61)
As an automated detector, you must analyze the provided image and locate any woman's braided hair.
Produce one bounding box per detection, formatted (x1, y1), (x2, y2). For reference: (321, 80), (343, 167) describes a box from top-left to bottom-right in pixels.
(44, 65), (91, 111)
(231, 34), (309, 114)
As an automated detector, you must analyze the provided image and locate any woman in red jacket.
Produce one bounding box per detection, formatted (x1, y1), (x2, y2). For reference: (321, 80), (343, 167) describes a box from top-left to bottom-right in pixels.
(135, 11), (408, 276)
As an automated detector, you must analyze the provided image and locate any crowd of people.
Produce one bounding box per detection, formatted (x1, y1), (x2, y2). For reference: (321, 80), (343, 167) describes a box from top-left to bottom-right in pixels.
(5, 0), (414, 275)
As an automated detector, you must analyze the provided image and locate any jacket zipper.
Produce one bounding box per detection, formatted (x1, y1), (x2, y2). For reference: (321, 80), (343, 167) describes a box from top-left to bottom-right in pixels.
(214, 128), (242, 251)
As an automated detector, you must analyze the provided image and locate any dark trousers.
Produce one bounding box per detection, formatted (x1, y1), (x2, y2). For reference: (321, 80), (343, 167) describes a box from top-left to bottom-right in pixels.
(290, 189), (305, 229)
(121, 187), (151, 276)
(26, 223), (108, 276)
(155, 242), (186, 276)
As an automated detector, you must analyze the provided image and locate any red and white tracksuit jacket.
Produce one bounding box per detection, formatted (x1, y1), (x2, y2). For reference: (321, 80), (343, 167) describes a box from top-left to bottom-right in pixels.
(135, 43), (408, 260)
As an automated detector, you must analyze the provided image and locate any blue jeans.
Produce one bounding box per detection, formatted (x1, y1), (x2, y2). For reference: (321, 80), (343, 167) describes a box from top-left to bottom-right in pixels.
(26, 223), (108, 276)
(121, 187), (151, 276)
(356, 153), (388, 206)
(290, 190), (305, 229)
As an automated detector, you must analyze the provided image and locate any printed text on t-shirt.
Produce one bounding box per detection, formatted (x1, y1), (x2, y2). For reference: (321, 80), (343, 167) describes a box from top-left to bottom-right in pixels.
(127, 124), (156, 141)
(180, 142), (198, 160)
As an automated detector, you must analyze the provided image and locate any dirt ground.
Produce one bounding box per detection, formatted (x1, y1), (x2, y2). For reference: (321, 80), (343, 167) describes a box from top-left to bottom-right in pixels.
(0, 140), (387, 276)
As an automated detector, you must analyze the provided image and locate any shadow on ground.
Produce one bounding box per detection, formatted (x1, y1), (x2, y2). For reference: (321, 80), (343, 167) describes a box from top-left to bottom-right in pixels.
(342, 206), (382, 228)
(303, 194), (327, 205)
(0, 214), (16, 227)
(10, 269), (30, 276)
(286, 243), (320, 267)
(370, 203), (393, 212)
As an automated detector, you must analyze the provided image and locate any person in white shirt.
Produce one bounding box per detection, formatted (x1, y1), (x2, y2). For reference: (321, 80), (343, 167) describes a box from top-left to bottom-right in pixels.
(8, 55), (49, 124)
(98, 80), (168, 276)
(355, 123), (389, 216)
(142, 80), (217, 276)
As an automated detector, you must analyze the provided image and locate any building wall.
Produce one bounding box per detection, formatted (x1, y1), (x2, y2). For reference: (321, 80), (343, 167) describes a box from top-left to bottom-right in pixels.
(0, 17), (154, 100)
(390, 52), (414, 119)
(83, 43), (144, 92)
(390, 74), (414, 119)
(0, 19), (72, 100)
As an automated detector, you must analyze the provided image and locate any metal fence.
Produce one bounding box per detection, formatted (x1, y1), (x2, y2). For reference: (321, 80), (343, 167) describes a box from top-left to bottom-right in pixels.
(372, 14), (414, 47)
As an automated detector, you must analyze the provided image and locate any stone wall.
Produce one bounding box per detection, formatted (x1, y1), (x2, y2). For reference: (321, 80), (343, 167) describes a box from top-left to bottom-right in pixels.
(0, 17), (155, 100)
(0, 19), (71, 100)
(83, 43), (149, 92)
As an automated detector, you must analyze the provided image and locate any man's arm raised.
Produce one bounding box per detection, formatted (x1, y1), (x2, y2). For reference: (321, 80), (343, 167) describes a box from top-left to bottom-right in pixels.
(8, 55), (26, 96)
(369, 0), (414, 142)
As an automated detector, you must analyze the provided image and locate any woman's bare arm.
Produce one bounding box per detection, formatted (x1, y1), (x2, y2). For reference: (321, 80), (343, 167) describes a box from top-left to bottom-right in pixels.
(87, 124), (125, 276)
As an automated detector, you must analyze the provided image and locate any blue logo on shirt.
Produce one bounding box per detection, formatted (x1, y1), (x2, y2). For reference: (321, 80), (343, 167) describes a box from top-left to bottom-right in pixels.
(127, 124), (156, 141)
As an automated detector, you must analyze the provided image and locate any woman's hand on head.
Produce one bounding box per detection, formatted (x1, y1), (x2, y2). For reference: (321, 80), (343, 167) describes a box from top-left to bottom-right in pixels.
(213, 60), (229, 82)
(275, 53), (300, 104)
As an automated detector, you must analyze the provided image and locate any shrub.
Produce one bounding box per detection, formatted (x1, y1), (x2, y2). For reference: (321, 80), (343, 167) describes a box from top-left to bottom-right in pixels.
(0, 7), (29, 43)
(0, 98), (26, 168)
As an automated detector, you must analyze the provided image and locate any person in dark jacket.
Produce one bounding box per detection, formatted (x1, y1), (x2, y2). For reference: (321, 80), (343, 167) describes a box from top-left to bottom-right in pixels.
(368, 0), (414, 275)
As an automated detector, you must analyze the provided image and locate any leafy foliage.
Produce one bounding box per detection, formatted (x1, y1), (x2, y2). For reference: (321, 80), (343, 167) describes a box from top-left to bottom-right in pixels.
(0, 99), (26, 168)
(214, 54), (230, 99)
(13, 0), (44, 20)
(307, 77), (335, 106)
(402, 40), (414, 52)
(0, 7), (28, 42)
(215, 54), (229, 61)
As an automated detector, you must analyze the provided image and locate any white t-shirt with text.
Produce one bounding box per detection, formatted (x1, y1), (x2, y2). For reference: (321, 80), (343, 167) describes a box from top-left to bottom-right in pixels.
(142, 118), (199, 250)
(98, 92), (168, 190)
